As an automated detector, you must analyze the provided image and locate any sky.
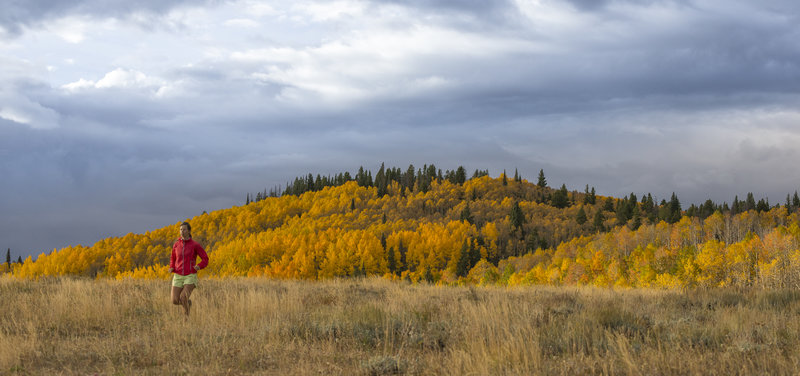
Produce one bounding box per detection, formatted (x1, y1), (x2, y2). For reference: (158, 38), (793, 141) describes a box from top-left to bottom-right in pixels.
(2, 0), (800, 259)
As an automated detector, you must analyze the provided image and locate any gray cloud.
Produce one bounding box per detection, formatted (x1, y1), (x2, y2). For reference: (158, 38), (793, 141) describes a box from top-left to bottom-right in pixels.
(3, 0), (800, 258)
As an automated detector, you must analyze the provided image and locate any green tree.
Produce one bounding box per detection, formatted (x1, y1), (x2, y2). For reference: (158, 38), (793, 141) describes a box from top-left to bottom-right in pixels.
(460, 202), (474, 224)
(455, 166), (467, 185)
(593, 210), (605, 232)
(510, 201), (526, 232)
(456, 240), (471, 277)
(668, 192), (682, 223)
(375, 162), (388, 197)
(537, 169), (547, 188)
(502, 170), (508, 186)
(5, 248), (10, 269)
(551, 184), (570, 209)
(576, 206), (587, 225)
(387, 247), (397, 275)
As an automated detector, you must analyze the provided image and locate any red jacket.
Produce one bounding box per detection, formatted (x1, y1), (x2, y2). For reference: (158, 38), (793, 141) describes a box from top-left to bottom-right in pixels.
(170, 238), (209, 276)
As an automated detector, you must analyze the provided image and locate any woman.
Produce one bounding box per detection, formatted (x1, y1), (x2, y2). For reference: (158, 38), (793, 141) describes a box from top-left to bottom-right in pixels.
(169, 221), (209, 317)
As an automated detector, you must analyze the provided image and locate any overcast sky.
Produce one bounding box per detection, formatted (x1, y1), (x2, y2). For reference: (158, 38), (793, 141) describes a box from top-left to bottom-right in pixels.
(2, 0), (800, 259)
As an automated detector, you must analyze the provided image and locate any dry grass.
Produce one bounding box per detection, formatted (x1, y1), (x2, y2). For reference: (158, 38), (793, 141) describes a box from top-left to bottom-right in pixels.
(2, 275), (800, 375)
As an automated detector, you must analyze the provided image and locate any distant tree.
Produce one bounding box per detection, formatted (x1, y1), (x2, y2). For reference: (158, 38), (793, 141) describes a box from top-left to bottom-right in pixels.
(745, 192), (756, 212)
(576, 206), (587, 225)
(629, 206), (642, 230)
(454, 166), (467, 185)
(602, 197), (615, 212)
(793, 191), (800, 211)
(551, 184), (570, 209)
(593, 210), (605, 232)
(514, 168), (522, 183)
(350, 198), (356, 211)
(387, 247), (397, 275)
(510, 201), (526, 232)
(376, 163), (388, 197)
(502, 170), (508, 186)
(17, 256), (22, 264)
(537, 169), (547, 188)
(5, 248), (10, 269)
(667, 193), (682, 223)
(456, 240), (471, 277)
(460, 202), (474, 224)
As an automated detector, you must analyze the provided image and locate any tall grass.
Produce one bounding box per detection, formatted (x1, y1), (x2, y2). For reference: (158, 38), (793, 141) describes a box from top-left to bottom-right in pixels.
(1, 275), (799, 375)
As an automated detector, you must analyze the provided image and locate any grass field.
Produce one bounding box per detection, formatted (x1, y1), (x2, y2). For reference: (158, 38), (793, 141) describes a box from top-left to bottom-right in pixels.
(2, 275), (800, 375)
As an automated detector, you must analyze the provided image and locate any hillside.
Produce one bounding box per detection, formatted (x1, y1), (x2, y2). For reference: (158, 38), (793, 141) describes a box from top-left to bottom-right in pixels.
(8, 165), (800, 288)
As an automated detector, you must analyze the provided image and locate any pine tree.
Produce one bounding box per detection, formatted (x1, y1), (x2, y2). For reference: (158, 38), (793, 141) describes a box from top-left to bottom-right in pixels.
(510, 201), (525, 232)
(455, 166), (467, 185)
(793, 191), (800, 211)
(376, 162), (388, 197)
(460, 202), (474, 224)
(456, 240), (471, 277)
(593, 210), (605, 232)
(537, 169), (547, 188)
(668, 193), (682, 224)
(468, 239), (481, 267)
(576, 206), (587, 225)
(551, 184), (569, 209)
(5, 248), (10, 269)
(502, 170), (508, 186)
(514, 168), (521, 183)
(387, 247), (397, 275)
(745, 192), (756, 212)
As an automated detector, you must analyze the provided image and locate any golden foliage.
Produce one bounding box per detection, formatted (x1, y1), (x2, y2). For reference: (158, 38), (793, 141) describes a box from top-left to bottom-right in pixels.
(9, 178), (800, 289)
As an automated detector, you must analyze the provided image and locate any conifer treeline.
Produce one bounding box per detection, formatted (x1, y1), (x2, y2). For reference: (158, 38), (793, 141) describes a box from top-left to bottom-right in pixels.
(247, 163), (793, 222)
(247, 163), (490, 204)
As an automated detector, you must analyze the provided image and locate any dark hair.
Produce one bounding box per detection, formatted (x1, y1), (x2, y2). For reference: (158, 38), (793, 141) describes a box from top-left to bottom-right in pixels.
(181, 222), (191, 231)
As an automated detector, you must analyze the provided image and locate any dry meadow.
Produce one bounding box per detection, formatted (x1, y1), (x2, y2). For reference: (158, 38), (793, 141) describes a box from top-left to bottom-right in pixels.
(1, 275), (800, 375)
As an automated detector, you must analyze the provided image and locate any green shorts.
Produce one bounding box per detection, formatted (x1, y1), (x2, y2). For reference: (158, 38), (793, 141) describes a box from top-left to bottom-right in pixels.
(172, 273), (199, 288)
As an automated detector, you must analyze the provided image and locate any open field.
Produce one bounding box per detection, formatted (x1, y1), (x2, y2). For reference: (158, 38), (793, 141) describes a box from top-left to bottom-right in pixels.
(2, 276), (800, 375)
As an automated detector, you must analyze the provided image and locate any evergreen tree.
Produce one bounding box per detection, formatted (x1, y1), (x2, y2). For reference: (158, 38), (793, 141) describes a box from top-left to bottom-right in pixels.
(376, 163), (388, 197)
(456, 240), (471, 277)
(469, 239), (481, 267)
(350, 198), (356, 211)
(537, 169), (547, 188)
(793, 191), (800, 210)
(502, 170), (508, 186)
(387, 247), (397, 275)
(460, 202), (474, 224)
(602, 197), (615, 212)
(745, 192), (756, 212)
(551, 184), (569, 209)
(510, 201), (525, 232)
(593, 210), (605, 232)
(17, 256), (22, 264)
(629, 205), (642, 230)
(576, 206), (587, 225)
(5, 248), (10, 269)
(668, 193), (682, 224)
(246, 193), (251, 205)
(454, 166), (467, 185)
(514, 168), (522, 183)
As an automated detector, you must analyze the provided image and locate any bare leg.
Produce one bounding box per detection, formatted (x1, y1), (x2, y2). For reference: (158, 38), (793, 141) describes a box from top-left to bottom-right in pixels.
(171, 286), (184, 306)
(180, 284), (195, 317)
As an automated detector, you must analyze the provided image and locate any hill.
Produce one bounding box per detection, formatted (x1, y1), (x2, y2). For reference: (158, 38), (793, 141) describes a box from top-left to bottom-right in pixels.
(8, 164), (800, 288)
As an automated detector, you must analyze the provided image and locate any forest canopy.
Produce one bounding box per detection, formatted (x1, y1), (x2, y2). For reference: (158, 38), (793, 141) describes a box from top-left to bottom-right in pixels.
(7, 163), (800, 289)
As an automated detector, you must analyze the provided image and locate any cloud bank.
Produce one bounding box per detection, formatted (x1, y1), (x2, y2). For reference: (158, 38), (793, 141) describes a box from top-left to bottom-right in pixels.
(2, 0), (800, 258)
